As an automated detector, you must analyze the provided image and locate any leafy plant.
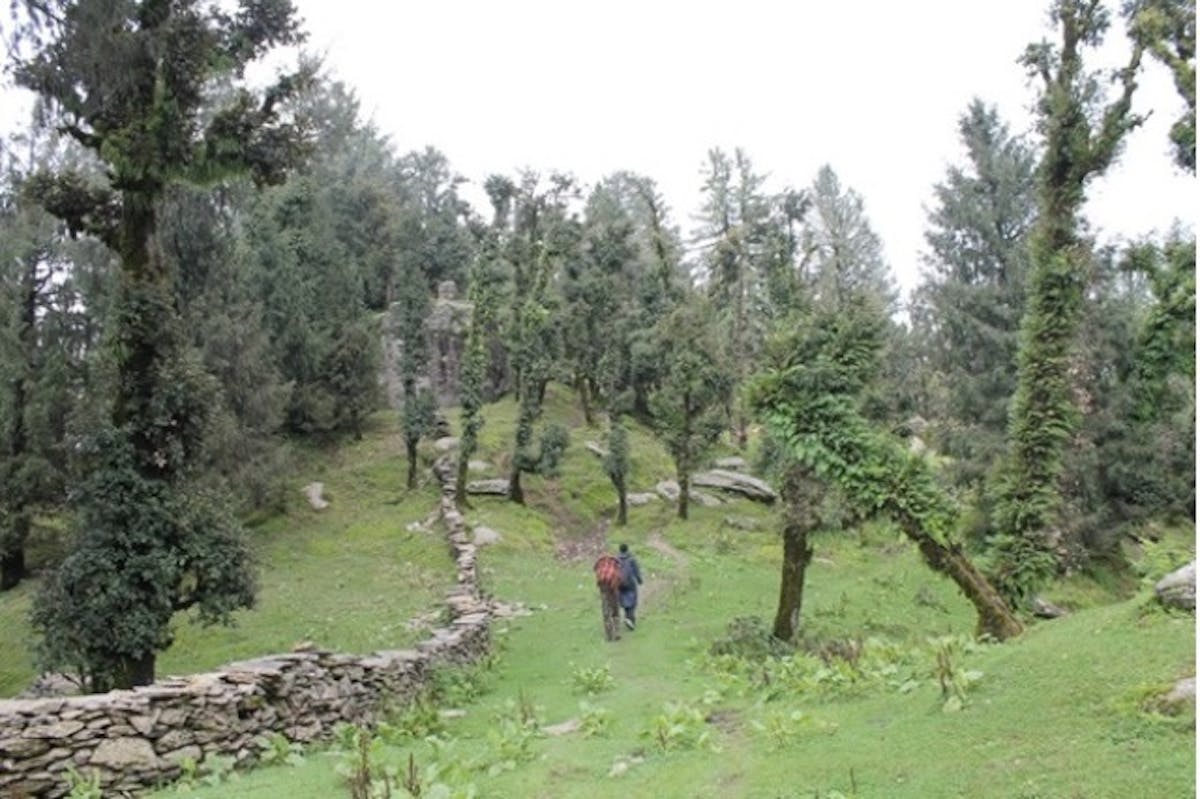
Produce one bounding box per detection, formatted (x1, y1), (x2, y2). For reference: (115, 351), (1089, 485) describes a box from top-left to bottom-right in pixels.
(640, 700), (714, 753)
(65, 767), (104, 799)
(578, 700), (612, 737)
(570, 662), (615, 695)
(709, 615), (793, 660)
(256, 732), (306, 767)
(931, 636), (985, 711)
(335, 726), (397, 799)
(384, 696), (445, 740)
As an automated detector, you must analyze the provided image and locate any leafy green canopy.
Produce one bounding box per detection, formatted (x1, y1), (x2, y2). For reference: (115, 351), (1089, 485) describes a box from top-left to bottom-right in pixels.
(748, 301), (1022, 640)
(10, 0), (310, 688)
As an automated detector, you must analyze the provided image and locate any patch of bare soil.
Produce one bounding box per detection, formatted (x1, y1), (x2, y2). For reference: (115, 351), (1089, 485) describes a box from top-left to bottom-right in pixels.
(555, 516), (610, 563)
(641, 532), (690, 605)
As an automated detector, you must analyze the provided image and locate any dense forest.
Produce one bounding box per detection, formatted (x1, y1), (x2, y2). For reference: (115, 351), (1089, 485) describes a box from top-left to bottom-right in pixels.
(0, 0), (1194, 703)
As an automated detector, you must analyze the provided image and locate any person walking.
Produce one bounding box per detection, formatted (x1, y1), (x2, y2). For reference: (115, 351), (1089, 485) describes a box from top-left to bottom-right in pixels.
(617, 543), (643, 630)
(593, 553), (623, 641)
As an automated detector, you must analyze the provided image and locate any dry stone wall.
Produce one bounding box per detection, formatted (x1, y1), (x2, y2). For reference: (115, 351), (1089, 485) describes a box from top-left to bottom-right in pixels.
(0, 458), (489, 798)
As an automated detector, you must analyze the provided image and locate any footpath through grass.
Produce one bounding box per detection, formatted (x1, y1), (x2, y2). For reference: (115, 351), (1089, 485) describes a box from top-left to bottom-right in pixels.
(145, 390), (1195, 798)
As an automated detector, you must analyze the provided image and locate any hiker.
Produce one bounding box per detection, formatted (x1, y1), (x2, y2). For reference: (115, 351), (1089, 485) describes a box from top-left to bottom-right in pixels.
(617, 543), (643, 630)
(593, 553), (623, 641)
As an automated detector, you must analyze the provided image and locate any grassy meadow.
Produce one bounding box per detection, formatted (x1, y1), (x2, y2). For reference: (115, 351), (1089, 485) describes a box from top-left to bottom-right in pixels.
(2, 388), (1193, 798)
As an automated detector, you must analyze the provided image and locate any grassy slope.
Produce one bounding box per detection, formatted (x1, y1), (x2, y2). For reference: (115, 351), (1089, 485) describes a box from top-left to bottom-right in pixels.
(150, 385), (1195, 799)
(0, 412), (453, 695)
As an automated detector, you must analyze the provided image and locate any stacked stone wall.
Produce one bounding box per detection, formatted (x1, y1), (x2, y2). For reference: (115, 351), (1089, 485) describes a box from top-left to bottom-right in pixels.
(0, 457), (486, 798)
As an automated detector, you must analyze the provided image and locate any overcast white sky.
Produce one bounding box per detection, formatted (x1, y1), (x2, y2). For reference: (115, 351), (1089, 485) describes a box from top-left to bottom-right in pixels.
(3, 1), (1195, 301)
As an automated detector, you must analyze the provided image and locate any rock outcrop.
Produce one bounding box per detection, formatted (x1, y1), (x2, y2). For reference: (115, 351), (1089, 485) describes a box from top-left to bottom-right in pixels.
(691, 469), (777, 503)
(1155, 562), (1196, 611)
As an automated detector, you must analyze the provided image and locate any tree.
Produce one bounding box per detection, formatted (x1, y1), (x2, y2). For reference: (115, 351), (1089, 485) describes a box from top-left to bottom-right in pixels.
(0, 174), (61, 589)
(747, 301), (1023, 641)
(10, 0), (309, 688)
(992, 0), (1145, 602)
(1127, 0), (1196, 172)
(392, 239), (434, 489)
(453, 242), (501, 507)
(495, 172), (575, 504)
(804, 165), (897, 314)
(649, 297), (731, 520)
(911, 100), (1037, 490)
(693, 148), (770, 447)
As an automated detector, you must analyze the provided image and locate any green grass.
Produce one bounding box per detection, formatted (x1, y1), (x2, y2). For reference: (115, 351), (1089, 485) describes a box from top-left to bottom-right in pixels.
(0, 412), (453, 695)
(9, 387), (1195, 798)
(147, 507), (1195, 799)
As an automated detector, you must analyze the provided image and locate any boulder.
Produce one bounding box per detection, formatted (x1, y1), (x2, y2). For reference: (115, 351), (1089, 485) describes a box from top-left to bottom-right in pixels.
(434, 436), (460, 452)
(721, 515), (761, 532)
(713, 456), (747, 471)
(302, 482), (329, 510)
(1155, 677), (1196, 715)
(466, 479), (510, 496)
(655, 480), (680, 501)
(627, 492), (658, 507)
(690, 490), (723, 508)
(691, 469), (777, 503)
(585, 441), (607, 458)
(468, 460), (491, 473)
(1155, 562), (1195, 611)
(1031, 597), (1069, 619)
(473, 526), (502, 546)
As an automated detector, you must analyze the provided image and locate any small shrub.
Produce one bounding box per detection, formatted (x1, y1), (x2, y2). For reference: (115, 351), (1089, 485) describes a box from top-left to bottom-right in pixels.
(570, 663), (615, 695)
(709, 616), (793, 660)
(430, 663), (492, 706)
(334, 727), (396, 799)
(930, 636), (985, 711)
(384, 696), (445, 740)
(578, 700), (612, 737)
(750, 708), (836, 750)
(640, 701), (714, 753)
(65, 767), (103, 799)
(255, 732), (305, 767)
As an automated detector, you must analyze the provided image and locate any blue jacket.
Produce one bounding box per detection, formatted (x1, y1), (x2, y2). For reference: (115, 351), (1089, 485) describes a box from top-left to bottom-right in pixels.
(617, 553), (642, 608)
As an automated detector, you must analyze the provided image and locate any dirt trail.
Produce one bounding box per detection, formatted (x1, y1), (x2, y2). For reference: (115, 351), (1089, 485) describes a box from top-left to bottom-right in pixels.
(642, 532), (689, 606)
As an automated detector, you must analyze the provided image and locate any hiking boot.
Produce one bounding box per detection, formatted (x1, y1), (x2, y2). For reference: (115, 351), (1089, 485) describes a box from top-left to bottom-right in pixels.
(624, 618), (635, 630)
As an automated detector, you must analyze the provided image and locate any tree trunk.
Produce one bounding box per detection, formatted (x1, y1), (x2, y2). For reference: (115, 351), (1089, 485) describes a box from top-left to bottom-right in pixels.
(577, 375), (594, 427)
(118, 651), (156, 689)
(772, 521), (813, 641)
(900, 516), (1024, 641)
(1, 258), (39, 592)
(677, 470), (689, 520)
(509, 464), (524, 504)
(0, 542), (26, 591)
(454, 452), (471, 509)
(406, 437), (419, 489)
(616, 476), (628, 526)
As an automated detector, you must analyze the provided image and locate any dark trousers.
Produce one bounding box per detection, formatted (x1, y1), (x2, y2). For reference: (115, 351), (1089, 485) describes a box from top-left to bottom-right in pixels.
(599, 586), (621, 641)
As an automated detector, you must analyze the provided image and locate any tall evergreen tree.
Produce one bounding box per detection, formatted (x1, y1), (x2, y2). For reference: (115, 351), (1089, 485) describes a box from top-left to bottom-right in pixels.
(912, 100), (1037, 490)
(693, 147), (770, 447)
(11, 0), (309, 689)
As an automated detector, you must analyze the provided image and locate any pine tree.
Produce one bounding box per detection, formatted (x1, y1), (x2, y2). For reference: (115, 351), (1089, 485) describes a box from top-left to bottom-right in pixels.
(912, 100), (1037, 489)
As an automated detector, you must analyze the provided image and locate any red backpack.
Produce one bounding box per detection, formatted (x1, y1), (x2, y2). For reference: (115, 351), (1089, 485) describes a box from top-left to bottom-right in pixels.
(594, 555), (621, 591)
